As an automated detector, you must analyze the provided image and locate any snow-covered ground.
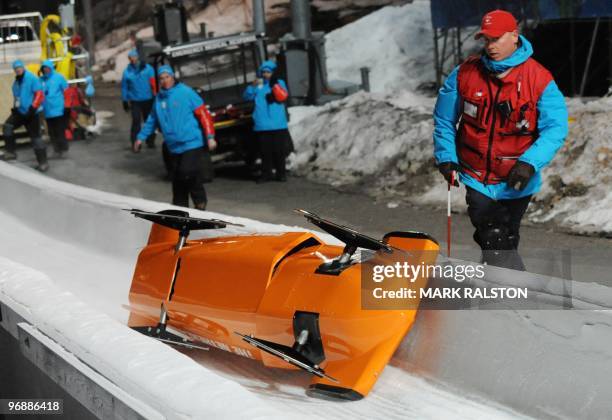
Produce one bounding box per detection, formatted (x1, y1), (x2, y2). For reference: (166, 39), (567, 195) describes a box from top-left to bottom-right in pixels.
(286, 0), (612, 236)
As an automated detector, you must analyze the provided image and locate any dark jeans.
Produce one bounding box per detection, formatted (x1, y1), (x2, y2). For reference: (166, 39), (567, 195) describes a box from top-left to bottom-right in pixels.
(130, 99), (155, 145)
(46, 116), (68, 153)
(167, 147), (207, 207)
(258, 129), (290, 179)
(465, 186), (531, 270)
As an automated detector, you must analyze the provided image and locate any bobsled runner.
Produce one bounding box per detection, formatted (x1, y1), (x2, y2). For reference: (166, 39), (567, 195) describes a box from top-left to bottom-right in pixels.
(126, 208), (439, 400)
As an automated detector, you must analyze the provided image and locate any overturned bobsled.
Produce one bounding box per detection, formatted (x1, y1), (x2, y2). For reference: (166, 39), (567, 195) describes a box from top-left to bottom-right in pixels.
(126, 208), (439, 400)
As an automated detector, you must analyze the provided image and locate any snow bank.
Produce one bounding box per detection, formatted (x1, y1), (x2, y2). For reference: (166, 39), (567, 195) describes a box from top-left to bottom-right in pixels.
(288, 90), (468, 209)
(326, 0), (434, 93)
(0, 257), (285, 420)
(529, 97), (612, 235)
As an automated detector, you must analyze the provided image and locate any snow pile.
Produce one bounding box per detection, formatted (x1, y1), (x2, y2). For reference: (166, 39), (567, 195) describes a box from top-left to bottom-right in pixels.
(325, 0), (435, 93)
(529, 97), (612, 235)
(289, 90), (468, 208)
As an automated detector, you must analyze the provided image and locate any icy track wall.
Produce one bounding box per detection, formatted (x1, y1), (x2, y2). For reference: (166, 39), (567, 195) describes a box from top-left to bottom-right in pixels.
(1, 162), (612, 419)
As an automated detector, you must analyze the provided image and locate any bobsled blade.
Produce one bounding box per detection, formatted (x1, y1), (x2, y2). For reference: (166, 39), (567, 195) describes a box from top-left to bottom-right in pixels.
(235, 332), (338, 383)
(132, 326), (209, 351)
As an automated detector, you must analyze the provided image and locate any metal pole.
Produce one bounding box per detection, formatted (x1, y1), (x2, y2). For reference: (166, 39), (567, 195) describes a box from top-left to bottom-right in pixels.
(360, 67), (370, 92)
(252, 0), (266, 63)
(580, 17), (600, 96)
(291, 0), (311, 39)
(608, 19), (612, 94)
(570, 19), (575, 95)
(433, 27), (441, 88)
(82, 0), (95, 65)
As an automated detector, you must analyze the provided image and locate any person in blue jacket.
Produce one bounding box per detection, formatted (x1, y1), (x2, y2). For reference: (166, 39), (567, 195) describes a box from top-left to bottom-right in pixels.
(135, 65), (216, 210)
(2, 59), (48, 171)
(433, 10), (568, 270)
(121, 49), (157, 149)
(40, 60), (69, 158)
(243, 60), (291, 182)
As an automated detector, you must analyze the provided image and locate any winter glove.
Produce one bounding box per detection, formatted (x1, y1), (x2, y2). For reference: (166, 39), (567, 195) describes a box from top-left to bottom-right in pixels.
(24, 106), (37, 119)
(269, 74), (278, 88)
(507, 161), (535, 191)
(122, 101), (130, 113)
(437, 162), (460, 187)
(265, 92), (276, 104)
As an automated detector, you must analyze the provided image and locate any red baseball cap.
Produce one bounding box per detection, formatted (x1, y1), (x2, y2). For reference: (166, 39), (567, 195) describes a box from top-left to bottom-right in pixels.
(475, 10), (518, 39)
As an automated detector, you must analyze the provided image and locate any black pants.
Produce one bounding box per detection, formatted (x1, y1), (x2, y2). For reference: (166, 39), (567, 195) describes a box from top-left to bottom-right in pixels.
(3, 110), (46, 152)
(130, 99), (155, 145)
(167, 147), (207, 207)
(258, 129), (290, 179)
(465, 186), (531, 270)
(46, 116), (68, 153)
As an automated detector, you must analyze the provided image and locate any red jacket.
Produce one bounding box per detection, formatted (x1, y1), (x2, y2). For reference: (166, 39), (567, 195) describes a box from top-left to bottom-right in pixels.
(456, 56), (552, 184)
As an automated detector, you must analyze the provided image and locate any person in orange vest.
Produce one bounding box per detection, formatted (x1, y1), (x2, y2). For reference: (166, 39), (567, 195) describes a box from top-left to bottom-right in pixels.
(433, 10), (568, 270)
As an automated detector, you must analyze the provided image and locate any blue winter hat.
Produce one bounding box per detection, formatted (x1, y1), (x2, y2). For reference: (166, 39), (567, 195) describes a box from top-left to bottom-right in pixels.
(127, 49), (139, 58)
(40, 59), (54, 71)
(258, 60), (277, 76)
(12, 59), (24, 69)
(157, 65), (174, 77)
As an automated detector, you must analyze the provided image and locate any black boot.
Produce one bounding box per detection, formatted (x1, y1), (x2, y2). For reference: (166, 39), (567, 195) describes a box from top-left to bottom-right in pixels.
(34, 149), (49, 172)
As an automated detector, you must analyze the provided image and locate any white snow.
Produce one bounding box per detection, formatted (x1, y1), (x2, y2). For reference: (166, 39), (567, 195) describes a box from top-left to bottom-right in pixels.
(325, 0), (435, 93)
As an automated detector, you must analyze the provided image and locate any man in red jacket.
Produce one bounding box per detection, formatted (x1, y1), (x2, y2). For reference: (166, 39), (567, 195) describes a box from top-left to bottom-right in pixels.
(433, 10), (568, 270)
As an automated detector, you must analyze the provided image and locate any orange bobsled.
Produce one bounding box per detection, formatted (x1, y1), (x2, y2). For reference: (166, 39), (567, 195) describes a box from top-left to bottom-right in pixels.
(127, 209), (439, 400)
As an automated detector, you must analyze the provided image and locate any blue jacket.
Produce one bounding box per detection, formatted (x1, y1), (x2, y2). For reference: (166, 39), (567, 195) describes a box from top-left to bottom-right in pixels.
(12, 69), (43, 115)
(433, 36), (568, 200)
(121, 63), (155, 102)
(243, 61), (288, 132)
(137, 82), (205, 154)
(40, 60), (68, 119)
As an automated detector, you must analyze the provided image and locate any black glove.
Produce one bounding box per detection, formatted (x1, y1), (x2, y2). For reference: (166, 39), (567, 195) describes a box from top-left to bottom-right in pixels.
(437, 162), (460, 186)
(269, 74), (278, 88)
(25, 106), (36, 119)
(122, 101), (130, 112)
(265, 92), (276, 104)
(507, 161), (535, 191)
